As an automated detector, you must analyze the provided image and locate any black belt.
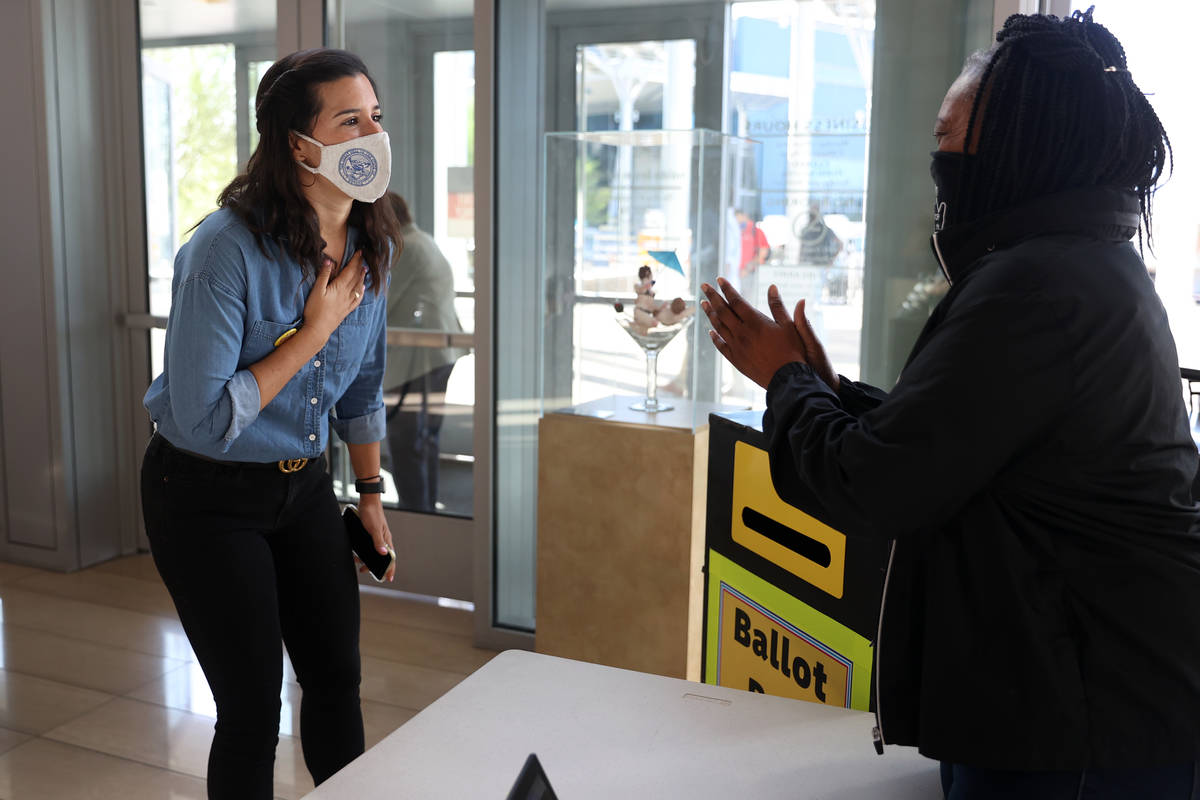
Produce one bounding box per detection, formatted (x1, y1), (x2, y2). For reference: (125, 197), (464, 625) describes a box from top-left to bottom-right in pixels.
(153, 433), (319, 474)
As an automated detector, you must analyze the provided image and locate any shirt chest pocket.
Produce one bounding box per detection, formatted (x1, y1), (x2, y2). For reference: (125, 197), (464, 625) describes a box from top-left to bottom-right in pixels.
(333, 298), (378, 372)
(241, 319), (302, 368)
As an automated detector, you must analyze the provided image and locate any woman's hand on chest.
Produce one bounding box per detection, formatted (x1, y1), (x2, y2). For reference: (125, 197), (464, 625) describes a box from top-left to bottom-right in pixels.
(304, 250), (366, 342)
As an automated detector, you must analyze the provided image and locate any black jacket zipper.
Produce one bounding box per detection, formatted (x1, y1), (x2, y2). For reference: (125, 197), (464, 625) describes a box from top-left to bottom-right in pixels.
(872, 540), (897, 755)
(932, 230), (952, 286)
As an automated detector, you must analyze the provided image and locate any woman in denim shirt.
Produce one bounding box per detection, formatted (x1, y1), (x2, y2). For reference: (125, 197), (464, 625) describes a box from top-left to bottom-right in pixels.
(141, 49), (399, 797)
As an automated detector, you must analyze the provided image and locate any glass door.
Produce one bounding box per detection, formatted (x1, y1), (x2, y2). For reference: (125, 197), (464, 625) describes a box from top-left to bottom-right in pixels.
(135, 0), (477, 601)
(135, 1), (278, 555)
(488, 2), (725, 632)
(725, 1), (873, 385)
(491, 0), (877, 632)
(138, 0), (277, 376)
(328, 0), (477, 601)
(559, 38), (699, 411)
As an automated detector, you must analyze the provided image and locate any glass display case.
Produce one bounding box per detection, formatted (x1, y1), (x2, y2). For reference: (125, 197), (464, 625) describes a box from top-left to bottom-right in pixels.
(541, 129), (762, 428)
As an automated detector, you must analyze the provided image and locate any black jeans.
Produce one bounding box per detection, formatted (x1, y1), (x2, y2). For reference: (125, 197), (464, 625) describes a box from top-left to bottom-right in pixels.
(141, 434), (363, 798)
(941, 761), (1200, 799)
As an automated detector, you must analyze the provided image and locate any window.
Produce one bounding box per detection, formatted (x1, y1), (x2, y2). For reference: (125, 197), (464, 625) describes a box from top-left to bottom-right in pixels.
(1068, 2), (1200, 372)
(328, 2), (477, 519)
(727, 0), (873, 382)
(138, 0), (277, 376)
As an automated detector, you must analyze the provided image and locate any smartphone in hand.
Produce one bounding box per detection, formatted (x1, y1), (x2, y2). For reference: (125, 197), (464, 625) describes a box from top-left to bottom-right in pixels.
(343, 505), (395, 582)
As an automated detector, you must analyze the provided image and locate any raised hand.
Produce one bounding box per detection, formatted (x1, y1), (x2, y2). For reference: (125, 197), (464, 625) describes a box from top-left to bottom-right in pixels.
(303, 250), (367, 340)
(772, 293), (840, 393)
(701, 278), (809, 389)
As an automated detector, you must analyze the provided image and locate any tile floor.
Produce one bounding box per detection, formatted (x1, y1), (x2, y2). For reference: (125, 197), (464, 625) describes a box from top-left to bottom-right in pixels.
(0, 556), (498, 799)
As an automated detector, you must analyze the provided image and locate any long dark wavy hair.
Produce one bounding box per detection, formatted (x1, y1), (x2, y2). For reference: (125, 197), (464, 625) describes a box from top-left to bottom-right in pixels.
(217, 48), (399, 294)
(958, 7), (1171, 247)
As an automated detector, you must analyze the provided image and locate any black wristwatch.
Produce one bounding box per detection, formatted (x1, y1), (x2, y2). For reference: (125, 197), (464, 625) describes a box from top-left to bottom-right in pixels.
(355, 477), (385, 494)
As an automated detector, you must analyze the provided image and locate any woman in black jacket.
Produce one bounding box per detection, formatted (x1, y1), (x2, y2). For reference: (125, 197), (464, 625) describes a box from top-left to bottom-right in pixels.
(703, 9), (1200, 799)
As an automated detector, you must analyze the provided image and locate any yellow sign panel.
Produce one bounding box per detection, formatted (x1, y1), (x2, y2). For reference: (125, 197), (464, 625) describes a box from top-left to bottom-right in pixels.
(731, 441), (847, 598)
(716, 583), (851, 706)
(704, 551), (873, 710)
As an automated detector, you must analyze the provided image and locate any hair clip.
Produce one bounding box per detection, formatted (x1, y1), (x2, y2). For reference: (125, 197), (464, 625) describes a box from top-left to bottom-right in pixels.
(1103, 66), (1128, 74)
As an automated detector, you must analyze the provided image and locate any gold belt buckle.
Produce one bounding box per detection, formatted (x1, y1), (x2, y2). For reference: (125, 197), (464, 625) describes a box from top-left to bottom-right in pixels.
(278, 458), (308, 474)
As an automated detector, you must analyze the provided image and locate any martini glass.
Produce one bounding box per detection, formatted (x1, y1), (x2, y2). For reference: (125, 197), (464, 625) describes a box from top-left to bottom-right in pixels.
(616, 315), (691, 412)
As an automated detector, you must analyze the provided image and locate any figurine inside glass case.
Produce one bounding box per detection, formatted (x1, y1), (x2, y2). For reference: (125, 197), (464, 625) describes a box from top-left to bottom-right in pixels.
(615, 264), (694, 335)
(612, 258), (695, 412)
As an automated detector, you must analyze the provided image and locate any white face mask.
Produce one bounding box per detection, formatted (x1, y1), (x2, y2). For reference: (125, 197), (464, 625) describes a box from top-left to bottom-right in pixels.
(293, 130), (391, 203)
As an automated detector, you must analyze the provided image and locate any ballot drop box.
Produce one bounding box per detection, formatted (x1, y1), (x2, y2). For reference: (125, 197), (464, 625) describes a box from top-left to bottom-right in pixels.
(702, 411), (888, 710)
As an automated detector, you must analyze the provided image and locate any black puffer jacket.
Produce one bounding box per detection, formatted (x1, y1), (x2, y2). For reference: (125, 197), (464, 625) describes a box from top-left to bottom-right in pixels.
(763, 186), (1200, 770)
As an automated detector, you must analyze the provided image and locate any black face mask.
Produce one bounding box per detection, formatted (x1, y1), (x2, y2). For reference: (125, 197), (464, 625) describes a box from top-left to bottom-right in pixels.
(929, 151), (973, 232)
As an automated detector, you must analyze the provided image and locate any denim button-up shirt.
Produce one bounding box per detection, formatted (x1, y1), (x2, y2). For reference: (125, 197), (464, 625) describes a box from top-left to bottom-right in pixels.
(144, 207), (387, 461)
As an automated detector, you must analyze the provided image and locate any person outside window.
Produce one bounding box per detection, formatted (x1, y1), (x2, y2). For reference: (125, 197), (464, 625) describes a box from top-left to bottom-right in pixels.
(736, 208), (770, 307)
(797, 200), (846, 302)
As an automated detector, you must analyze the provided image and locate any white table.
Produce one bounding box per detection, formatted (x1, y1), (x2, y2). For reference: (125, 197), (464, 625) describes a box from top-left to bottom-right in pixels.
(305, 650), (940, 799)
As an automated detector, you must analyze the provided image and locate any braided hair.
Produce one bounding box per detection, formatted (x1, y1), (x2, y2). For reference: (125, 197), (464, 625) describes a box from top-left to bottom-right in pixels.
(959, 7), (1171, 247)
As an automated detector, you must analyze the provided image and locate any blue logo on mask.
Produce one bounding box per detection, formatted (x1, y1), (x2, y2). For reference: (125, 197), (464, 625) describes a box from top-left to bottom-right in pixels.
(338, 148), (378, 187)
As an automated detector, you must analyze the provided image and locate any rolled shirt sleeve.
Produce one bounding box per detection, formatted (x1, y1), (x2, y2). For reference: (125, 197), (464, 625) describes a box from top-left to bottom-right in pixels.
(166, 273), (262, 451)
(224, 369), (262, 444)
(146, 210), (406, 459)
(331, 289), (388, 444)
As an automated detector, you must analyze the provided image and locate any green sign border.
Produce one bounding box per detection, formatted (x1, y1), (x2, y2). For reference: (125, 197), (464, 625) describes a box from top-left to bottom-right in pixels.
(705, 549), (875, 711)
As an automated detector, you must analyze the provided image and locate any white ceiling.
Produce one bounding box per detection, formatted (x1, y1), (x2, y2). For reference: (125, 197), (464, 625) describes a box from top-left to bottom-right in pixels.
(140, 0), (275, 42)
(140, 0), (724, 41)
(139, 0), (477, 42)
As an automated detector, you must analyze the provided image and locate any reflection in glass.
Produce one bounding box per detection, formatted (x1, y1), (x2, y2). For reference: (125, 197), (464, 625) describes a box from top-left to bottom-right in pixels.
(726, 0), (874, 382)
(331, 345), (474, 518)
(328, 2), (476, 519)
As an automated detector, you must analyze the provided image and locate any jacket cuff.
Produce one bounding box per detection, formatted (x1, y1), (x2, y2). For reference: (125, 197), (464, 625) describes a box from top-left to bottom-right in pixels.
(223, 369), (261, 444)
(767, 361), (813, 394)
(765, 361), (841, 422)
(331, 405), (386, 444)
